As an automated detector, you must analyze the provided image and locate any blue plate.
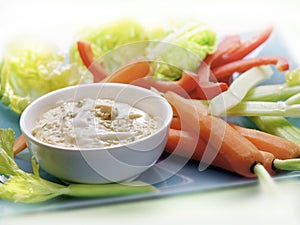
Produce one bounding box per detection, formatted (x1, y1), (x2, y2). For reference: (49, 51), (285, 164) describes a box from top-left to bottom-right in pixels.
(1, 29), (300, 216)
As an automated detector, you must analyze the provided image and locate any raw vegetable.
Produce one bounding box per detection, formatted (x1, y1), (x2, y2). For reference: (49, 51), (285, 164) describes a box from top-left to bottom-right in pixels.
(230, 123), (300, 159)
(69, 19), (150, 68)
(164, 91), (266, 178)
(251, 116), (300, 147)
(104, 60), (151, 83)
(285, 67), (300, 86)
(77, 41), (108, 82)
(215, 100), (300, 117)
(210, 26), (274, 68)
(0, 129), (157, 203)
(212, 56), (289, 79)
(166, 119), (300, 177)
(13, 134), (27, 156)
(165, 127), (276, 177)
(0, 39), (87, 114)
(208, 66), (273, 116)
(149, 23), (217, 81)
(132, 70), (200, 96)
(244, 83), (300, 101)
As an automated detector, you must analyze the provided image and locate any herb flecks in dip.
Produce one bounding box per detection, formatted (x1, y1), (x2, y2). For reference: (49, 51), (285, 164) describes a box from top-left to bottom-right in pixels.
(32, 98), (161, 148)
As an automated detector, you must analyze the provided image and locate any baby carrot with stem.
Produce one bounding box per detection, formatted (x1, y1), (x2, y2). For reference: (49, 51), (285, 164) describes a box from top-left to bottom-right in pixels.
(164, 91), (268, 178)
(230, 123), (300, 159)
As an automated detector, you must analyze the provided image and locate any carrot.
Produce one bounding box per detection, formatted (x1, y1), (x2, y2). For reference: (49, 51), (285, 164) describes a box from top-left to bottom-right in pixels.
(104, 61), (151, 84)
(165, 127), (276, 176)
(212, 56), (289, 79)
(77, 41), (108, 82)
(132, 70), (199, 97)
(164, 91), (265, 178)
(165, 128), (210, 161)
(13, 134), (27, 155)
(170, 117), (182, 130)
(230, 124), (300, 159)
(259, 151), (276, 176)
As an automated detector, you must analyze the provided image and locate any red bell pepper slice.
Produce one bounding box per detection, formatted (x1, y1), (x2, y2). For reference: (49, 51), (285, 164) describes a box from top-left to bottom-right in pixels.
(211, 26), (273, 68)
(77, 41), (108, 82)
(204, 34), (241, 66)
(212, 55), (290, 79)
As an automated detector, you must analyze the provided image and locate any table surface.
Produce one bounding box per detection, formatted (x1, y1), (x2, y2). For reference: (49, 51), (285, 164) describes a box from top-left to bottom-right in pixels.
(1, 0), (300, 224)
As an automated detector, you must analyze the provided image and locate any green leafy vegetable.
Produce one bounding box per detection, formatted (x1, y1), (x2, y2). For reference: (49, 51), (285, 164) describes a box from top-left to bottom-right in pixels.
(0, 39), (88, 114)
(149, 23), (217, 81)
(285, 67), (300, 86)
(69, 19), (151, 68)
(0, 129), (157, 203)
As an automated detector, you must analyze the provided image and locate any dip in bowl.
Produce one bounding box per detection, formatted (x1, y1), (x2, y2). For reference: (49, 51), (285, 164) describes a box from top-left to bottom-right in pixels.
(20, 83), (172, 184)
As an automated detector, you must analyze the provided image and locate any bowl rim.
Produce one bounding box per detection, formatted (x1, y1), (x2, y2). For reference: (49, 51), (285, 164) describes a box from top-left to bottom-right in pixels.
(20, 83), (173, 152)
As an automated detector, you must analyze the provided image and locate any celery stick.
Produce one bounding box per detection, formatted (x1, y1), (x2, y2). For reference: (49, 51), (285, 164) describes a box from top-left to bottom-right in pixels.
(67, 181), (157, 198)
(209, 66), (273, 116)
(273, 159), (300, 171)
(253, 163), (278, 194)
(244, 84), (300, 102)
(285, 92), (300, 105)
(220, 101), (300, 117)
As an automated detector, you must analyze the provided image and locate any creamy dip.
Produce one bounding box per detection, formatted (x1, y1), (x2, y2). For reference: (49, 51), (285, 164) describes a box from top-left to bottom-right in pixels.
(32, 98), (161, 148)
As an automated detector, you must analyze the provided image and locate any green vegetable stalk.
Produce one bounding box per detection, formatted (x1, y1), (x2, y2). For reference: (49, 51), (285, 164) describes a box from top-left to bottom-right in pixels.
(0, 129), (157, 203)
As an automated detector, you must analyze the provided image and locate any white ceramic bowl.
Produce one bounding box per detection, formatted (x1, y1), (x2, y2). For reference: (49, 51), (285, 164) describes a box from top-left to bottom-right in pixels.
(20, 83), (172, 184)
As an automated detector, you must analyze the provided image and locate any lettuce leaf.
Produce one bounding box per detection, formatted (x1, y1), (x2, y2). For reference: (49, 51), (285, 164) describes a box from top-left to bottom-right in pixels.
(0, 39), (88, 114)
(285, 67), (300, 86)
(149, 23), (216, 81)
(69, 19), (152, 67)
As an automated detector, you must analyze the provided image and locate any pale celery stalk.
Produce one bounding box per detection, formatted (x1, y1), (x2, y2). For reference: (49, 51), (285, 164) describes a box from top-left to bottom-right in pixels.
(285, 92), (300, 105)
(273, 159), (300, 171)
(209, 66), (273, 116)
(244, 84), (300, 101)
(219, 101), (300, 117)
(253, 163), (278, 194)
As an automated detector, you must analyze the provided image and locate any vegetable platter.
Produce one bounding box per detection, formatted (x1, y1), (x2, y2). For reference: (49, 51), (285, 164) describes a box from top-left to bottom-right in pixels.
(1, 20), (300, 216)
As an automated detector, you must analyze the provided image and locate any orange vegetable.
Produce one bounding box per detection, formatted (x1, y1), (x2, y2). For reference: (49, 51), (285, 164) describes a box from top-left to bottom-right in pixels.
(13, 134), (27, 156)
(170, 117), (182, 130)
(259, 151), (276, 175)
(164, 91), (266, 177)
(165, 128), (208, 160)
(104, 61), (151, 83)
(230, 124), (300, 159)
(165, 127), (277, 177)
